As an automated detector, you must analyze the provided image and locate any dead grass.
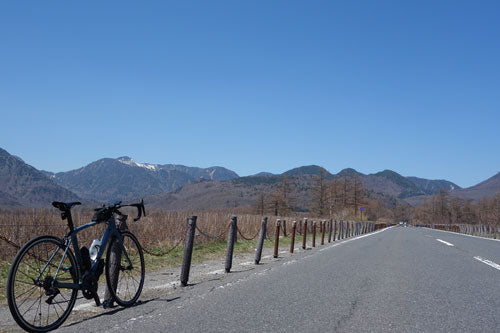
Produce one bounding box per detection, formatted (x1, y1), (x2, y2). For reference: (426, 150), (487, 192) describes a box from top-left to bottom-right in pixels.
(0, 208), (329, 262)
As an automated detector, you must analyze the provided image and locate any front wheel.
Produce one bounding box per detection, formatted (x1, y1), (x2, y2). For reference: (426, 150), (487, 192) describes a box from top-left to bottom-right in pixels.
(105, 231), (145, 307)
(7, 235), (78, 332)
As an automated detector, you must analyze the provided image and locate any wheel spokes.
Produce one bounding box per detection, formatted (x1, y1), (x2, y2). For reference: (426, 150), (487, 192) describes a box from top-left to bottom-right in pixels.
(10, 238), (77, 331)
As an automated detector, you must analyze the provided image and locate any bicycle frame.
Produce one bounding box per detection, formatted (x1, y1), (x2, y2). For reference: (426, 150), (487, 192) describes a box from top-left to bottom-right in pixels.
(38, 216), (132, 291)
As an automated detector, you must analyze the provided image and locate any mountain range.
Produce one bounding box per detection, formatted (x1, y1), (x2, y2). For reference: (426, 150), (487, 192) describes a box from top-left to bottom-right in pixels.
(0, 147), (498, 210)
(0, 148), (80, 207)
(146, 166), (466, 210)
(42, 156), (238, 202)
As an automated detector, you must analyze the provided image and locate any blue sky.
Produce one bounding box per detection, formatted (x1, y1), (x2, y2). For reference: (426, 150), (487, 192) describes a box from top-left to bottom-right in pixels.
(1, 1), (499, 188)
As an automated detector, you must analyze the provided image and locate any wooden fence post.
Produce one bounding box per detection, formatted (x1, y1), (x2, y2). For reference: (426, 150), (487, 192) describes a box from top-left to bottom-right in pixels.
(290, 221), (297, 253)
(333, 220), (337, 241)
(327, 219), (332, 243)
(180, 216), (197, 286)
(302, 218), (308, 249)
(273, 220), (281, 258)
(312, 221), (317, 247)
(321, 221), (326, 245)
(225, 216), (237, 273)
(255, 217), (267, 264)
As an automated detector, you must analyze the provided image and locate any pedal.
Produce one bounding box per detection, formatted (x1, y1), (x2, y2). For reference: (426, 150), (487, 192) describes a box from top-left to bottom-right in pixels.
(102, 299), (115, 309)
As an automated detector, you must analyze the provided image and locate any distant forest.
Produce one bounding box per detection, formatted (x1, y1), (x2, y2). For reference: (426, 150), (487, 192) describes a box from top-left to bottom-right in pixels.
(252, 170), (500, 226)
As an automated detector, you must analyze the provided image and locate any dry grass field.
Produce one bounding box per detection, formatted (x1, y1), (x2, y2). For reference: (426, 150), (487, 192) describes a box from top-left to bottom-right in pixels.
(0, 207), (332, 261)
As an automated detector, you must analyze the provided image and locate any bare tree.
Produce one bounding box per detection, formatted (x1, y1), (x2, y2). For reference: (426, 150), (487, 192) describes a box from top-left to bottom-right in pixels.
(310, 168), (329, 216)
(268, 176), (295, 216)
(413, 190), (500, 227)
(365, 199), (384, 221)
(330, 176), (351, 212)
(437, 189), (450, 224)
(392, 204), (412, 223)
(462, 199), (477, 224)
(450, 198), (463, 224)
(253, 191), (267, 215)
(326, 179), (338, 219)
(492, 193), (500, 225)
(351, 174), (365, 216)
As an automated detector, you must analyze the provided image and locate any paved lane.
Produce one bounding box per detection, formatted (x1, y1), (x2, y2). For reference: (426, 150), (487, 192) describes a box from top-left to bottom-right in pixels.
(3, 226), (500, 332)
(418, 227), (500, 268)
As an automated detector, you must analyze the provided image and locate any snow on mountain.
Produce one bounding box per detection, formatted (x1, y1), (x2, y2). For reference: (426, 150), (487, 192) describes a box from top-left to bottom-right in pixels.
(118, 156), (158, 171)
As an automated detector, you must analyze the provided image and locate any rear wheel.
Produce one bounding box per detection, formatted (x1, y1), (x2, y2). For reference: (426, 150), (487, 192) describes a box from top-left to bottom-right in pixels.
(7, 236), (78, 332)
(105, 232), (144, 306)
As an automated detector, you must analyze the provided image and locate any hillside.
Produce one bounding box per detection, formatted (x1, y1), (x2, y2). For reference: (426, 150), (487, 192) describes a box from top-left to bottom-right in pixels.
(159, 163), (238, 181)
(147, 166), (408, 211)
(282, 165), (333, 178)
(0, 148), (80, 207)
(451, 172), (500, 200)
(363, 170), (426, 199)
(407, 177), (460, 194)
(147, 167), (481, 211)
(46, 156), (239, 202)
(148, 172), (317, 211)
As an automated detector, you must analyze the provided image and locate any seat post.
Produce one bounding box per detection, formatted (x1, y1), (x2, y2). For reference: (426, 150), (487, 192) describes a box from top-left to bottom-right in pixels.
(63, 210), (75, 232)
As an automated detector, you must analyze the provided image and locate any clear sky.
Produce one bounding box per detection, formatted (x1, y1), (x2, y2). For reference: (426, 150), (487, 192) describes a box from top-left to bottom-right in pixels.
(1, 1), (499, 188)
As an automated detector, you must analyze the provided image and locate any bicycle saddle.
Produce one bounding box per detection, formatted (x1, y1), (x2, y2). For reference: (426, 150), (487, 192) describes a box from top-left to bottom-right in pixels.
(52, 201), (82, 211)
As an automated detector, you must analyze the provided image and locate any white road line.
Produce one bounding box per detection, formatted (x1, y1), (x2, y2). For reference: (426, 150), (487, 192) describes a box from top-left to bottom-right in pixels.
(436, 239), (454, 246)
(474, 256), (500, 271)
(317, 226), (394, 252)
(319, 243), (339, 251)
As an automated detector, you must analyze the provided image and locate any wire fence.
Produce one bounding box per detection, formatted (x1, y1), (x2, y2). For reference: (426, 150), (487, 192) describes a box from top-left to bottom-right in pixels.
(422, 223), (499, 239)
(237, 226), (261, 241)
(141, 238), (184, 257)
(0, 210), (296, 261)
(0, 207), (401, 264)
(195, 223), (230, 240)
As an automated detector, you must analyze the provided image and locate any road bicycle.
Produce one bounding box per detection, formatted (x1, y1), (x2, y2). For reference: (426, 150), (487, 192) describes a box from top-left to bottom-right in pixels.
(6, 200), (146, 332)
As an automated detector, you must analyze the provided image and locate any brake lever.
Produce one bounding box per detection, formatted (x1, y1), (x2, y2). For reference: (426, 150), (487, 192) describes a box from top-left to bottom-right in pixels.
(131, 199), (145, 222)
(133, 209), (142, 222)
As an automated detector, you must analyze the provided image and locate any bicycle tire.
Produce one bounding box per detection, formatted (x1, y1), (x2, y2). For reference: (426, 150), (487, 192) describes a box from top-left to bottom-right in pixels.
(105, 231), (145, 307)
(7, 235), (78, 332)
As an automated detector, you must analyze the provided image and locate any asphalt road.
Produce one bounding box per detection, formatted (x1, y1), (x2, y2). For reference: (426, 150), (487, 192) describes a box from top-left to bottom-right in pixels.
(3, 226), (500, 332)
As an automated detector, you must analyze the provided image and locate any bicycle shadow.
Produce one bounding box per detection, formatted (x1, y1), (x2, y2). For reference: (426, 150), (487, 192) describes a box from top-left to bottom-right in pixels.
(64, 297), (179, 328)
(180, 276), (223, 287)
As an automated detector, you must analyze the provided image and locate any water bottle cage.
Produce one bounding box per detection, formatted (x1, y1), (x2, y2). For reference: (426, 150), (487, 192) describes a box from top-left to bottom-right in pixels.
(80, 246), (92, 273)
